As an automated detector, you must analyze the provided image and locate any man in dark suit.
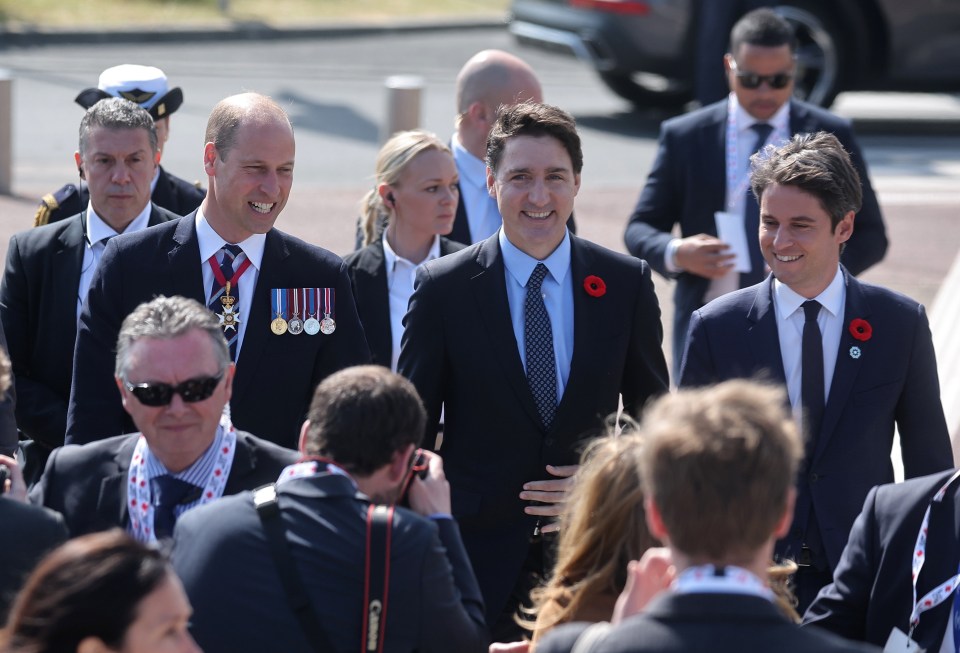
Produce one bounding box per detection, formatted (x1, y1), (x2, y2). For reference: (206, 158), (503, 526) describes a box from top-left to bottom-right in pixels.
(171, 365), (488, 653)
(538, 381), (879, 653)
(398, 102), (669, 636)
(35, 64), (204, 226)
(67, 92), (371, 449)
(32, 296), (296, 540)
(804, 470), (960, 650)
(1, 98), (178, 470)
(625, 8), (887, 369)
(679, 132), (951, 612)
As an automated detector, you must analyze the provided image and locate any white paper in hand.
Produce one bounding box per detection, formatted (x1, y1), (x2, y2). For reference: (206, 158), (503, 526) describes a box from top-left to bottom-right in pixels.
(714, 211), (751, 273)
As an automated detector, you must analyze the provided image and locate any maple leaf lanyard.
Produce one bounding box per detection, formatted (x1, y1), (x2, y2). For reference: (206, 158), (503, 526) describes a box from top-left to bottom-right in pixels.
(908, 468), (960, 639)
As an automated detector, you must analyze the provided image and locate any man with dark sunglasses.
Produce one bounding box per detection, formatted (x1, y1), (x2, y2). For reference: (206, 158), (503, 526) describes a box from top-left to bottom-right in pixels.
(625, 7), (887, 373)
(29, 295), (297, 539)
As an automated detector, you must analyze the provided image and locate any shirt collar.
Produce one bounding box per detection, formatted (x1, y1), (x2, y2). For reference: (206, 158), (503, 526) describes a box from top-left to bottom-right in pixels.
(773, 266), (845, 321)
(381, 231), (441, 272)
(499, 227), (571, 288)
(451, 132), (488, 192)
(86, 200), (152, 247)
(195, 208), (267, 271)
(143, 425), (224, 484)
(730, 93), (791, 134)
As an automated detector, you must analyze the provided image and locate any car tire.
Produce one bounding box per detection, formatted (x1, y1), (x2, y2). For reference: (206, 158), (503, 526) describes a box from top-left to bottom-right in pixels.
(598, 72), (693, 111)
(773, 1), (851, 107)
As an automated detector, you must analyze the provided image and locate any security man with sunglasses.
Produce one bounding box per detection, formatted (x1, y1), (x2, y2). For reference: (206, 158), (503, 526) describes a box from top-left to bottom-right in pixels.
(29, 295), (297, 539)
(625, 7), (887, 372)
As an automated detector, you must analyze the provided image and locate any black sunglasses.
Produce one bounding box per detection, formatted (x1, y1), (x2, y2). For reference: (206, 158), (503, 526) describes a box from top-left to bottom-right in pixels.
(123, 373), (224, 407)
(735, 71), (793, 90)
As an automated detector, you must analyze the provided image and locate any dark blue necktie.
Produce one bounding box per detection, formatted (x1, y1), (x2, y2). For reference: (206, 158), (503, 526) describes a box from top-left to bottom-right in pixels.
(524, 263), (557, 430)
(208, 244), (244, 361)
(150, 475), (200, 539)
(742, 123), (774, 287)
(801, 300), (825, 450)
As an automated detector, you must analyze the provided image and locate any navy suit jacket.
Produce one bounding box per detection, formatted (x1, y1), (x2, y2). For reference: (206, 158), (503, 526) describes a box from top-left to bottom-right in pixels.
(679, 271), (951, 569)
(0, 498), (68, 622)
(539, 592), (880, 653)
(0, 206), (177, 451)
(30, 430), (297, 537)
(398, 233), (669, 623)
(624, 99), (888, 365)
(171, 473), (489, 653)
(65, 214), (371, 448)
(344, 236), (466, 367)
(804, 470), (960, 650)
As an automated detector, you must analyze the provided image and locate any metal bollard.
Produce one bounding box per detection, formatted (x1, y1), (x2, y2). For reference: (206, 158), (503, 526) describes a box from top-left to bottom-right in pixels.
(382, 75), (423, 143)
(0, 71), (12, 195)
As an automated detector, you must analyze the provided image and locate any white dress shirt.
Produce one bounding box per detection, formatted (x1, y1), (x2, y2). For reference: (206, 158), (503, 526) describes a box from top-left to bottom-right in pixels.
(773, 267), (845, 430)
(77, 201), (152, 322)
(196, 210), (266, 361)
(382, 232), (441, 372)
(451, 133), (502, 243)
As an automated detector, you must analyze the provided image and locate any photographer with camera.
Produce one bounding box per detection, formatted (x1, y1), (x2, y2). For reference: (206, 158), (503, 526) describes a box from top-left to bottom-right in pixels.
(171, 365), (488, 653)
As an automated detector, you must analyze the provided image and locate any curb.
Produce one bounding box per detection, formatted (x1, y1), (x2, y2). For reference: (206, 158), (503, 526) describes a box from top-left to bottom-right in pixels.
(0, 16), (507, 48)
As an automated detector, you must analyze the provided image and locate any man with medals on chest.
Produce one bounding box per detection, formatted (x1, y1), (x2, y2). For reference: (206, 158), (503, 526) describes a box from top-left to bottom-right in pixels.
(29, 295), (296, 540)
(538, 381), (879, 653)
(66, 92), (371, 449)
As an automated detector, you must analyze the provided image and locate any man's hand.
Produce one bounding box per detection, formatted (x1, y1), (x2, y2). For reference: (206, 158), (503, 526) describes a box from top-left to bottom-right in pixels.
(406, 450), (452, 516)
(0, 454), (28, 503)
(612, 548), (675, 623)
(520, 464), (578, 533)
(675, 234), (735, 279)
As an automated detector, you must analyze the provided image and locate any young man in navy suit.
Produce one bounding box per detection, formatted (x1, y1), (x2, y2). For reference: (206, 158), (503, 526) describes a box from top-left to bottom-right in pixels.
(679, 131), (951, 612)
(399, 102), (669, 638)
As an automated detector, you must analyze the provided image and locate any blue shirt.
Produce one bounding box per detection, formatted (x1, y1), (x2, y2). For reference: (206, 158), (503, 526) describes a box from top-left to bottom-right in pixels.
(144, 427), (224, 519)
(499, 228), (574, 404)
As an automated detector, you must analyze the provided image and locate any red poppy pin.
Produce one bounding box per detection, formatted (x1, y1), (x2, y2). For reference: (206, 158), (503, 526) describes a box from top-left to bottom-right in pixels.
(849, 318), (872, 342)
(583, 275), (606, 297)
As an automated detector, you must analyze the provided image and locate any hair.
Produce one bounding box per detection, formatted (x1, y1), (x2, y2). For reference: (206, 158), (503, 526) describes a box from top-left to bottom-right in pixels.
(78, 97), (158, 158)
(729, 7), (798, 55)
(750, 131), (863, 231)
(114, 295), (229, 379)
(359, 130), (451, 247)
(639, 380), (802, 563)
(303, 366), (425, 476)
(204, 92), (292, 161)
(486, 102), (583, 176)
(523, 429), (656, 642)
(1, 530), (170, 653)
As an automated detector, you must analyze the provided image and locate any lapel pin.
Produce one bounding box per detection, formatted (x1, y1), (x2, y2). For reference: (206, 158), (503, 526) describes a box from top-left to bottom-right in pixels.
(849, 346), (861, 359)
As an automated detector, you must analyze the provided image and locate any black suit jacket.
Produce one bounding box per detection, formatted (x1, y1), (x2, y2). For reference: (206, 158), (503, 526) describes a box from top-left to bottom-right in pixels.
(624, 99), (888, 365)
(30, 430), (297, 537)
(398, 233), (669, 622)
(0, 497), (68, 622)
(804, 470), (960, 650)
(539, 593), (880, 652)
(679, 271), (952, 570)
(65, 214), (372, 448)
(0, 206), (177, 450)
(171, 473), (488, 653)
(343, 236), (465, 367)
(35, 165), (204, 226)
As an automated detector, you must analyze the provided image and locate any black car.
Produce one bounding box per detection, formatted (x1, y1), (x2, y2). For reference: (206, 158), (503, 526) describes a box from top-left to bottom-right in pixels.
(509, 0), (960, 108)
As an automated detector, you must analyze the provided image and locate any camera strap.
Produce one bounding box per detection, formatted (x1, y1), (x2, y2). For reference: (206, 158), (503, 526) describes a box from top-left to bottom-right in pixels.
(361, 504), (393, 653)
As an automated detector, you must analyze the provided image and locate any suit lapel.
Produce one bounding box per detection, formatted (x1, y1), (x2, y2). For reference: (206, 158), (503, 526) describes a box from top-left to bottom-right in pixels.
(813, 270), (868, 461)
(470, 238), (542, 429)
(97, 436), (139, 530)
(449, 183), (472, 245)
(223, 432), (256, 493)
(746, 278), (787, 383)
(552, 237), (595, 430)
(702, 103), (728, 223)
(53, 215), (87, 344)
(167, 215), (206, 304)
(147, 203), (168, 227)
(354, 243), (392, 366)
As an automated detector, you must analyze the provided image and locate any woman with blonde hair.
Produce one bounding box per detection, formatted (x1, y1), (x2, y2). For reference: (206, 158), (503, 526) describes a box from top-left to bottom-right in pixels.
(345, 129), (464, 371)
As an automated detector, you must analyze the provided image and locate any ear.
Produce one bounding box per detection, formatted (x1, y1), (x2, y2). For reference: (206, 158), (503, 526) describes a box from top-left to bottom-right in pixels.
(297, 420), (310, 456)
(773, 487), (797, 539)
(377, 183), (394, 207)
(723, 53), (735, 74)
(466, 100), (487, 125)
(202, 142), (218, 175)
(74, 151), (84, 179)
(221, 363), (236, 403)
(644, 497), (670, 542)
(486, 167), (497, 199)
(154, 149), (162, 166)
(573, 172), (581, 197)
(835, 210), (855, 244)
(115, 376), (129, 410)
(387, 443), (416, 484)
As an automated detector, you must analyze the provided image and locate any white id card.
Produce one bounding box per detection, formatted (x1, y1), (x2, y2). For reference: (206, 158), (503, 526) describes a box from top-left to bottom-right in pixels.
(714, 211), (752, 273)
(884, 627), (925, 653)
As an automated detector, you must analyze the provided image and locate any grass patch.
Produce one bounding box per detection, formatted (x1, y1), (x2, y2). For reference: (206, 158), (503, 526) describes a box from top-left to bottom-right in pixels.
(0, 0), (509, 28)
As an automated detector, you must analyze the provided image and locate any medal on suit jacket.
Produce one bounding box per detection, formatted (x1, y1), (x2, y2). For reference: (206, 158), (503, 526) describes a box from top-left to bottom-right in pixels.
(287, 289), (304, 335)
(209, 255), (252, 333)
(303, 288), (321, 336)
(126, 413), (237, 543)
(270, 287), (288, 335)
(320, 287), (336, 335)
